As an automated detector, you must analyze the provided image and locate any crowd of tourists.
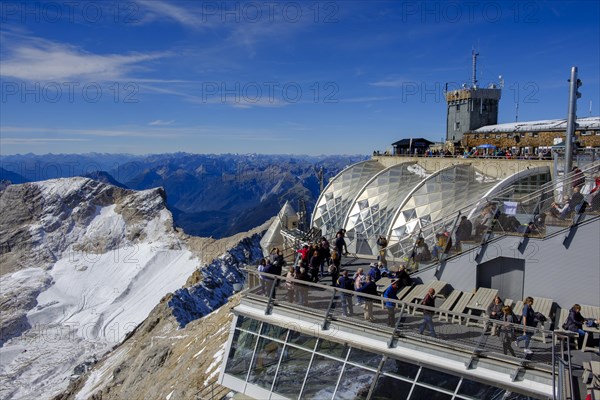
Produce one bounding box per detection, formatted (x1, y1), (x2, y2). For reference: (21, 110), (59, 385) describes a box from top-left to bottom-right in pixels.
(377, 147), (553, 160)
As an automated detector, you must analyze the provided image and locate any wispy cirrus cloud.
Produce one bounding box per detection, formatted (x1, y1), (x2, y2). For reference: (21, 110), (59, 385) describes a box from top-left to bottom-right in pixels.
(148, 120), (175, 126)
(369, 77), (413, 88)
(137, 0), (203, 28)
(0, 33), (166, 82)
(1, 138), (89, 145)
(0, 125), (293, 141)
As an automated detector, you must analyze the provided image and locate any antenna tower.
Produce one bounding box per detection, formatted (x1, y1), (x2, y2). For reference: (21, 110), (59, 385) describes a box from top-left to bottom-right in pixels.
(471, 49), (479, 88)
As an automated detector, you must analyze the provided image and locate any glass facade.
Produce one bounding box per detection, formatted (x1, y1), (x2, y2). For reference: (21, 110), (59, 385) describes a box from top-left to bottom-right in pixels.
(311, 158), (550, 261)
(345, 163), (428, 256)
(387, 164), (499, 257)
(223, 315), (538, 400)
(311, 160), (386, 239)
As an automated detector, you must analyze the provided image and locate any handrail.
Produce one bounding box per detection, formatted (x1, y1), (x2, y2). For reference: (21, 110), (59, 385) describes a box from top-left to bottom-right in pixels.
(242, 269), (563, 372)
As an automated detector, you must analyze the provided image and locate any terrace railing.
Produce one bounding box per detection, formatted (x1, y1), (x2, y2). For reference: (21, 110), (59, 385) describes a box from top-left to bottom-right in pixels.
(242, 269), (564, 373)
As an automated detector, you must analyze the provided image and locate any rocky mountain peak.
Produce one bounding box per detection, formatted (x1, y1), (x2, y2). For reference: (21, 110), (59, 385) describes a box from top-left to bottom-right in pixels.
(0, 177), (172, 276)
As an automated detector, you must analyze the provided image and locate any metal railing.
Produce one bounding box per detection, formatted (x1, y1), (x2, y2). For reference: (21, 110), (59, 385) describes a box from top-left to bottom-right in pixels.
(242, 269), (567, 371)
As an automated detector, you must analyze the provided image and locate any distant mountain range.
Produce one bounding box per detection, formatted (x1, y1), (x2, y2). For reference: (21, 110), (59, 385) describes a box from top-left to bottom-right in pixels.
(0, 153), (367, 237)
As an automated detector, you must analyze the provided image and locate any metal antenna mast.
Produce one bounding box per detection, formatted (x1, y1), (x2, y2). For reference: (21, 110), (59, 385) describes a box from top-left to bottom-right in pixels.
(472, 49), (479, 88)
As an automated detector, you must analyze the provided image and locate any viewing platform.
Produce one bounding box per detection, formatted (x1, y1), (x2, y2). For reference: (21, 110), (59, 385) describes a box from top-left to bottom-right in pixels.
(220, 269), (599, 400)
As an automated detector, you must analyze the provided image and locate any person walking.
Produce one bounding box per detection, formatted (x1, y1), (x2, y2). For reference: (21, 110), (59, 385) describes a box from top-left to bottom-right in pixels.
(418, 288), (437, 337)
(514, 296), (535, 354)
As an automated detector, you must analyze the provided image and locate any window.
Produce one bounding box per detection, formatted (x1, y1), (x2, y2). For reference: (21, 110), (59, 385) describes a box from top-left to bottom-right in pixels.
(455, 122), (460, 131)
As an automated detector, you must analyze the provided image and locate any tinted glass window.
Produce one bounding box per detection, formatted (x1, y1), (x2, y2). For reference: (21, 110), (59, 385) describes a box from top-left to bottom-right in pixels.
(236, 315), (261, 332)
(316, 338), (349, 359)
(371, 375), (412, 400)
(381, 357), (419, 380)
(224, 330), (257, 381)
(347, 348), (382, 369)
(272, 344), (312, 400)
(287, 330), (317, 351)
(247, 337), (283, 389)
(301, 354), (344, 399)
(260, 322), (288, 341)
(333, 364), (376, 400)
(418, 366), (461, 391)
(410, 385), (453, 400)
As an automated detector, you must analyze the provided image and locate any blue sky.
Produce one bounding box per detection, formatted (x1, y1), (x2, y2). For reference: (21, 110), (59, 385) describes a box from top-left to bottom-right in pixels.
(1, 0), (599, 155)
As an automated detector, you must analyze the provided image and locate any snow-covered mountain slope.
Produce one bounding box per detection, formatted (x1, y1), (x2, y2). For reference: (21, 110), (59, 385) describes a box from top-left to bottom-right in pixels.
(0, 178), (205, 400)
(56, 233), (264, 400)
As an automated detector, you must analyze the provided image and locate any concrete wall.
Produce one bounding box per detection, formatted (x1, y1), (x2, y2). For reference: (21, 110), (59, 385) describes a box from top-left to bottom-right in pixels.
(373, 156), (554, 180)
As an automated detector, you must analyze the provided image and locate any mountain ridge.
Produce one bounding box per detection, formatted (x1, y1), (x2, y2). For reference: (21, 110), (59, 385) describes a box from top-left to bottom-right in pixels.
(1, 153), (367, 237)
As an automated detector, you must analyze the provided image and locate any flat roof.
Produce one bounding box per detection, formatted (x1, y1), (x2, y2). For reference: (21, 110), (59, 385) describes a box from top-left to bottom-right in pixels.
(472, 117), (599, 134)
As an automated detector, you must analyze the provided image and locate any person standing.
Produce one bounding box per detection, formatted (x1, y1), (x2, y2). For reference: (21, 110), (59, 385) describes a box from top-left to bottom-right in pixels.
(285, 266), (296, 304)
(257, 258), (268, 295)
(335, 230), (348, 258)
(354, 268), (366, 306)
(500, 305), (517, 356)
(308, 250), (321, 282)
(487, 295), (504, 335)
(329, 249), (340, 287)
(337, 270), (354, 317)
(418, 288), (437, 338)
(377, 235), (388, 266)
(514, 296), (535, 354)
(383, 281), (399, 327)
(356, 275), (378, 322)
